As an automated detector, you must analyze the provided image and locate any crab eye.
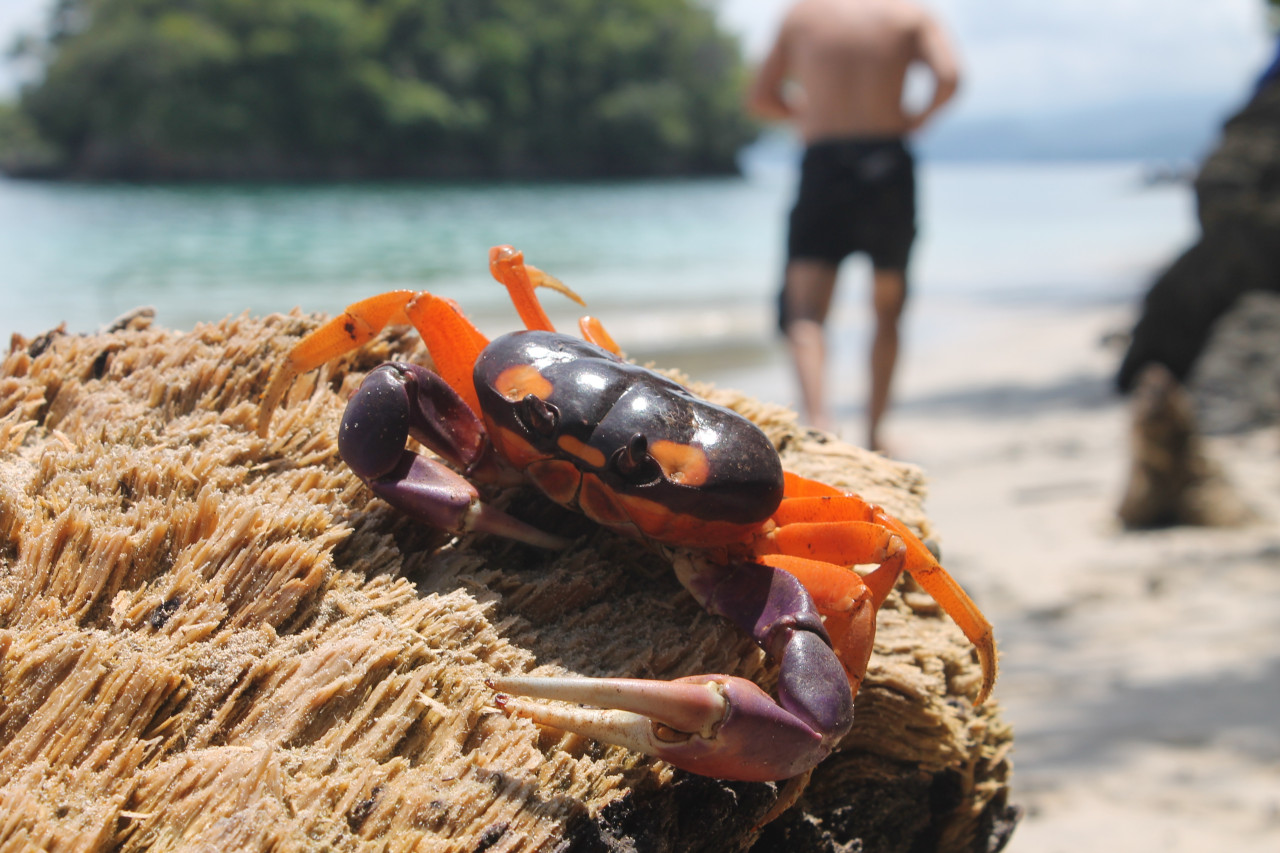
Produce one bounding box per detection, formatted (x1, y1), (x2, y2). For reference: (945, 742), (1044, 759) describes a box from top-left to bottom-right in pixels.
(611, 433), (660, 484)
(520, 393), (559, 436)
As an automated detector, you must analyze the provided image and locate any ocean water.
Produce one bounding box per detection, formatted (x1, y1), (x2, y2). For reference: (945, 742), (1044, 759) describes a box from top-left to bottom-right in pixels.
(0, 159), (1195, 365)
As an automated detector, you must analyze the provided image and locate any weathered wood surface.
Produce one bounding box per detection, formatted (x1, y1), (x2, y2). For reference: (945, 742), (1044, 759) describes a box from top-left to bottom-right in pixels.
(0, 312), (1016, 852)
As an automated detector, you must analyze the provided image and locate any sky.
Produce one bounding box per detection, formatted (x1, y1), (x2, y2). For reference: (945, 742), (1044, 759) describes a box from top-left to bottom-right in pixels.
(1, 0), (1275, 120)
(720, 0), (1274, 118)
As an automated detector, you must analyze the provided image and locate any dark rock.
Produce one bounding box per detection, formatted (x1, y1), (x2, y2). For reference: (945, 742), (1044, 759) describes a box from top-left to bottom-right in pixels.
(1189, 290), (1280, 434)
(1116, 363), (1256, 529)
(1118, 78), (1280, 394)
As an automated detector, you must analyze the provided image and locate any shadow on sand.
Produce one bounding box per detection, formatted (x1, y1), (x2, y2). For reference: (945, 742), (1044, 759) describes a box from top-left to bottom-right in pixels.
(897, 371), (1117, 419)
(1016, 654), (1280, 780)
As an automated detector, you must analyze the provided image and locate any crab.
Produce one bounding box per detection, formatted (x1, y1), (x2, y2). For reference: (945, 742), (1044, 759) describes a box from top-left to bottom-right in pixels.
(256, 245), (996, 783)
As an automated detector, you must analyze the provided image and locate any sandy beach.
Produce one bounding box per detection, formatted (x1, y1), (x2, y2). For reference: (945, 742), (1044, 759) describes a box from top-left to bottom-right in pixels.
(683, 297), (1280, 851)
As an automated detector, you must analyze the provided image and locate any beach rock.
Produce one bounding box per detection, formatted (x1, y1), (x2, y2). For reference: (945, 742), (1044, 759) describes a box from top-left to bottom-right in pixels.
(1117, 78), (1280, 395)
(1116, 364), (1256, 529)
(0, 313), (1015, 852)
(1113, 73), (1280, 530)
(1196, 78), (1280, 234)
(1188, 290), (1280, 434)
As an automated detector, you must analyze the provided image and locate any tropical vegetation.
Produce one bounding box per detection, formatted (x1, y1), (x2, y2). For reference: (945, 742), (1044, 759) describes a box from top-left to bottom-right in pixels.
(2, 0), (755, 179)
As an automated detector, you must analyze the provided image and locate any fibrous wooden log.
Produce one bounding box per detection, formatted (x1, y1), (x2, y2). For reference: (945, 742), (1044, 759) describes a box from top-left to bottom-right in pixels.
(0, 312), (1016, 852)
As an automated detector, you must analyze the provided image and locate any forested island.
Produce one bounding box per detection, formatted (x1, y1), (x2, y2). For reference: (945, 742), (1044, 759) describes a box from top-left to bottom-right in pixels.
(0, 0), (755, 180)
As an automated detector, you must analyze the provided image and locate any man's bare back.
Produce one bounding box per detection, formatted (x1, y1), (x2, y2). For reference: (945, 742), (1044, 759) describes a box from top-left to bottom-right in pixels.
(749, 0), (960, 143)
(748, 0), (962, 447)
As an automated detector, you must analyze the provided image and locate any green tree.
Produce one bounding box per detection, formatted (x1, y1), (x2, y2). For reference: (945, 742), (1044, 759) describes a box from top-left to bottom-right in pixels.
(9, 0), (754, 179)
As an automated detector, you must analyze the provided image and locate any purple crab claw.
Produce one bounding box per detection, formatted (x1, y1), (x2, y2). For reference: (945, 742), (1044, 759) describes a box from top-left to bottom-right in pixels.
(341, 362), (570, 550)
(489, 560), (857, 781)
(488, 671), (845, 782)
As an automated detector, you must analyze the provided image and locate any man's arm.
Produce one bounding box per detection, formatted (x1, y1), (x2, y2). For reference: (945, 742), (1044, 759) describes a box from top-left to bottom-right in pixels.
(747, 31), (795, 121)
(906, 13), (961, 133)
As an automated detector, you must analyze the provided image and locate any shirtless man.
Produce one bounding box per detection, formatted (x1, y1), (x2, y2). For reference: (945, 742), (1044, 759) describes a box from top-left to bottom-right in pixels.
(748, 0), (961, 450)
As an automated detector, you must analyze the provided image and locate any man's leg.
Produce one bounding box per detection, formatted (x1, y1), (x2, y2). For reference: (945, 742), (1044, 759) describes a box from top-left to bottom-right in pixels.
(782, 259), (840, 433)
(868, 267), (907, 452)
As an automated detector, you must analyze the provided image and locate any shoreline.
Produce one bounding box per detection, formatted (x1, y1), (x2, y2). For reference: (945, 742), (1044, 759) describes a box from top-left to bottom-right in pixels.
(630, 290), (1146, 430)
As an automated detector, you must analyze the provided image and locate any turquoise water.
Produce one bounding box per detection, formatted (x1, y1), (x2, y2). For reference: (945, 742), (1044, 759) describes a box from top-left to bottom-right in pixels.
(1, 160), (1195, 356)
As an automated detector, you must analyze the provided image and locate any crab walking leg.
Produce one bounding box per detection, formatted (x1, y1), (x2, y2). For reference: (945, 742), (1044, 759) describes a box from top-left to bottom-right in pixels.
(776, 473), (996, 704)
(492, 559), (854, 781)
(782, 470), (843, 498)
(489, 245), (621, 354)
(759, 519), (905, 570)
(258, 290), (419, 435)
(777, 494), (998, 704)
(401, 293), (491, 413)
(489, 246), (560, 333)
(875, 510), (997, 704)
(578, 316), (623, 356)
(525, 264), (588, 307)
(259, 248), (601, 434)
(340, 363), (567, 549)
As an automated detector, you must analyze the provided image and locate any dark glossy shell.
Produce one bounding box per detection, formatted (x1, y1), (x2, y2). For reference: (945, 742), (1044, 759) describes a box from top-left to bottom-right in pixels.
(474, 331), (784, 538)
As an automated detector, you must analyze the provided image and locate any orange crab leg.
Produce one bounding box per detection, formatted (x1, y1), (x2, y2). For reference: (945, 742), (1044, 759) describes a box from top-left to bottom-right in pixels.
(874, 510), (996, 703)
(258, 290), (418, 435)
(774, 471), (996, 704)
(488, 244), (622, 355)
(257, 290), (494, 436)
(403, 294), (490, 413)
(579, 316), (623, 356)
(489, 246), (561, 333)
(289, 291), (417, 369)
(758, 520), (904, 570)
(488, 245), (606, 343)
(782, 471), (842, 498)
(772, 495), (875, 526)
(259, 247), (601, 436)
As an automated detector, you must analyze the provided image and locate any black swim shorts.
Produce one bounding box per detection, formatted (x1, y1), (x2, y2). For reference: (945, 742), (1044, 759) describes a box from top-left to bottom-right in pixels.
(786, 137), (917, 271)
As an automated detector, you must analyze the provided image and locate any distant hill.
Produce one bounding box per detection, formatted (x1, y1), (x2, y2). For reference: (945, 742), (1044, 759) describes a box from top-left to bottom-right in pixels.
(6, 0), (754, 180)
(742, 94), (1247, 167)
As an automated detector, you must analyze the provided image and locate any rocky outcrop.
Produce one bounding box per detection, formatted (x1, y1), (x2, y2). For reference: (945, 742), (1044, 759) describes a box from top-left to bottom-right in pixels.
(1117, 75), (1280, 394)
(0, 313), (1015, 852)
(1116, 363), (1257, 528)
(1189, 289), (1280, 434)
